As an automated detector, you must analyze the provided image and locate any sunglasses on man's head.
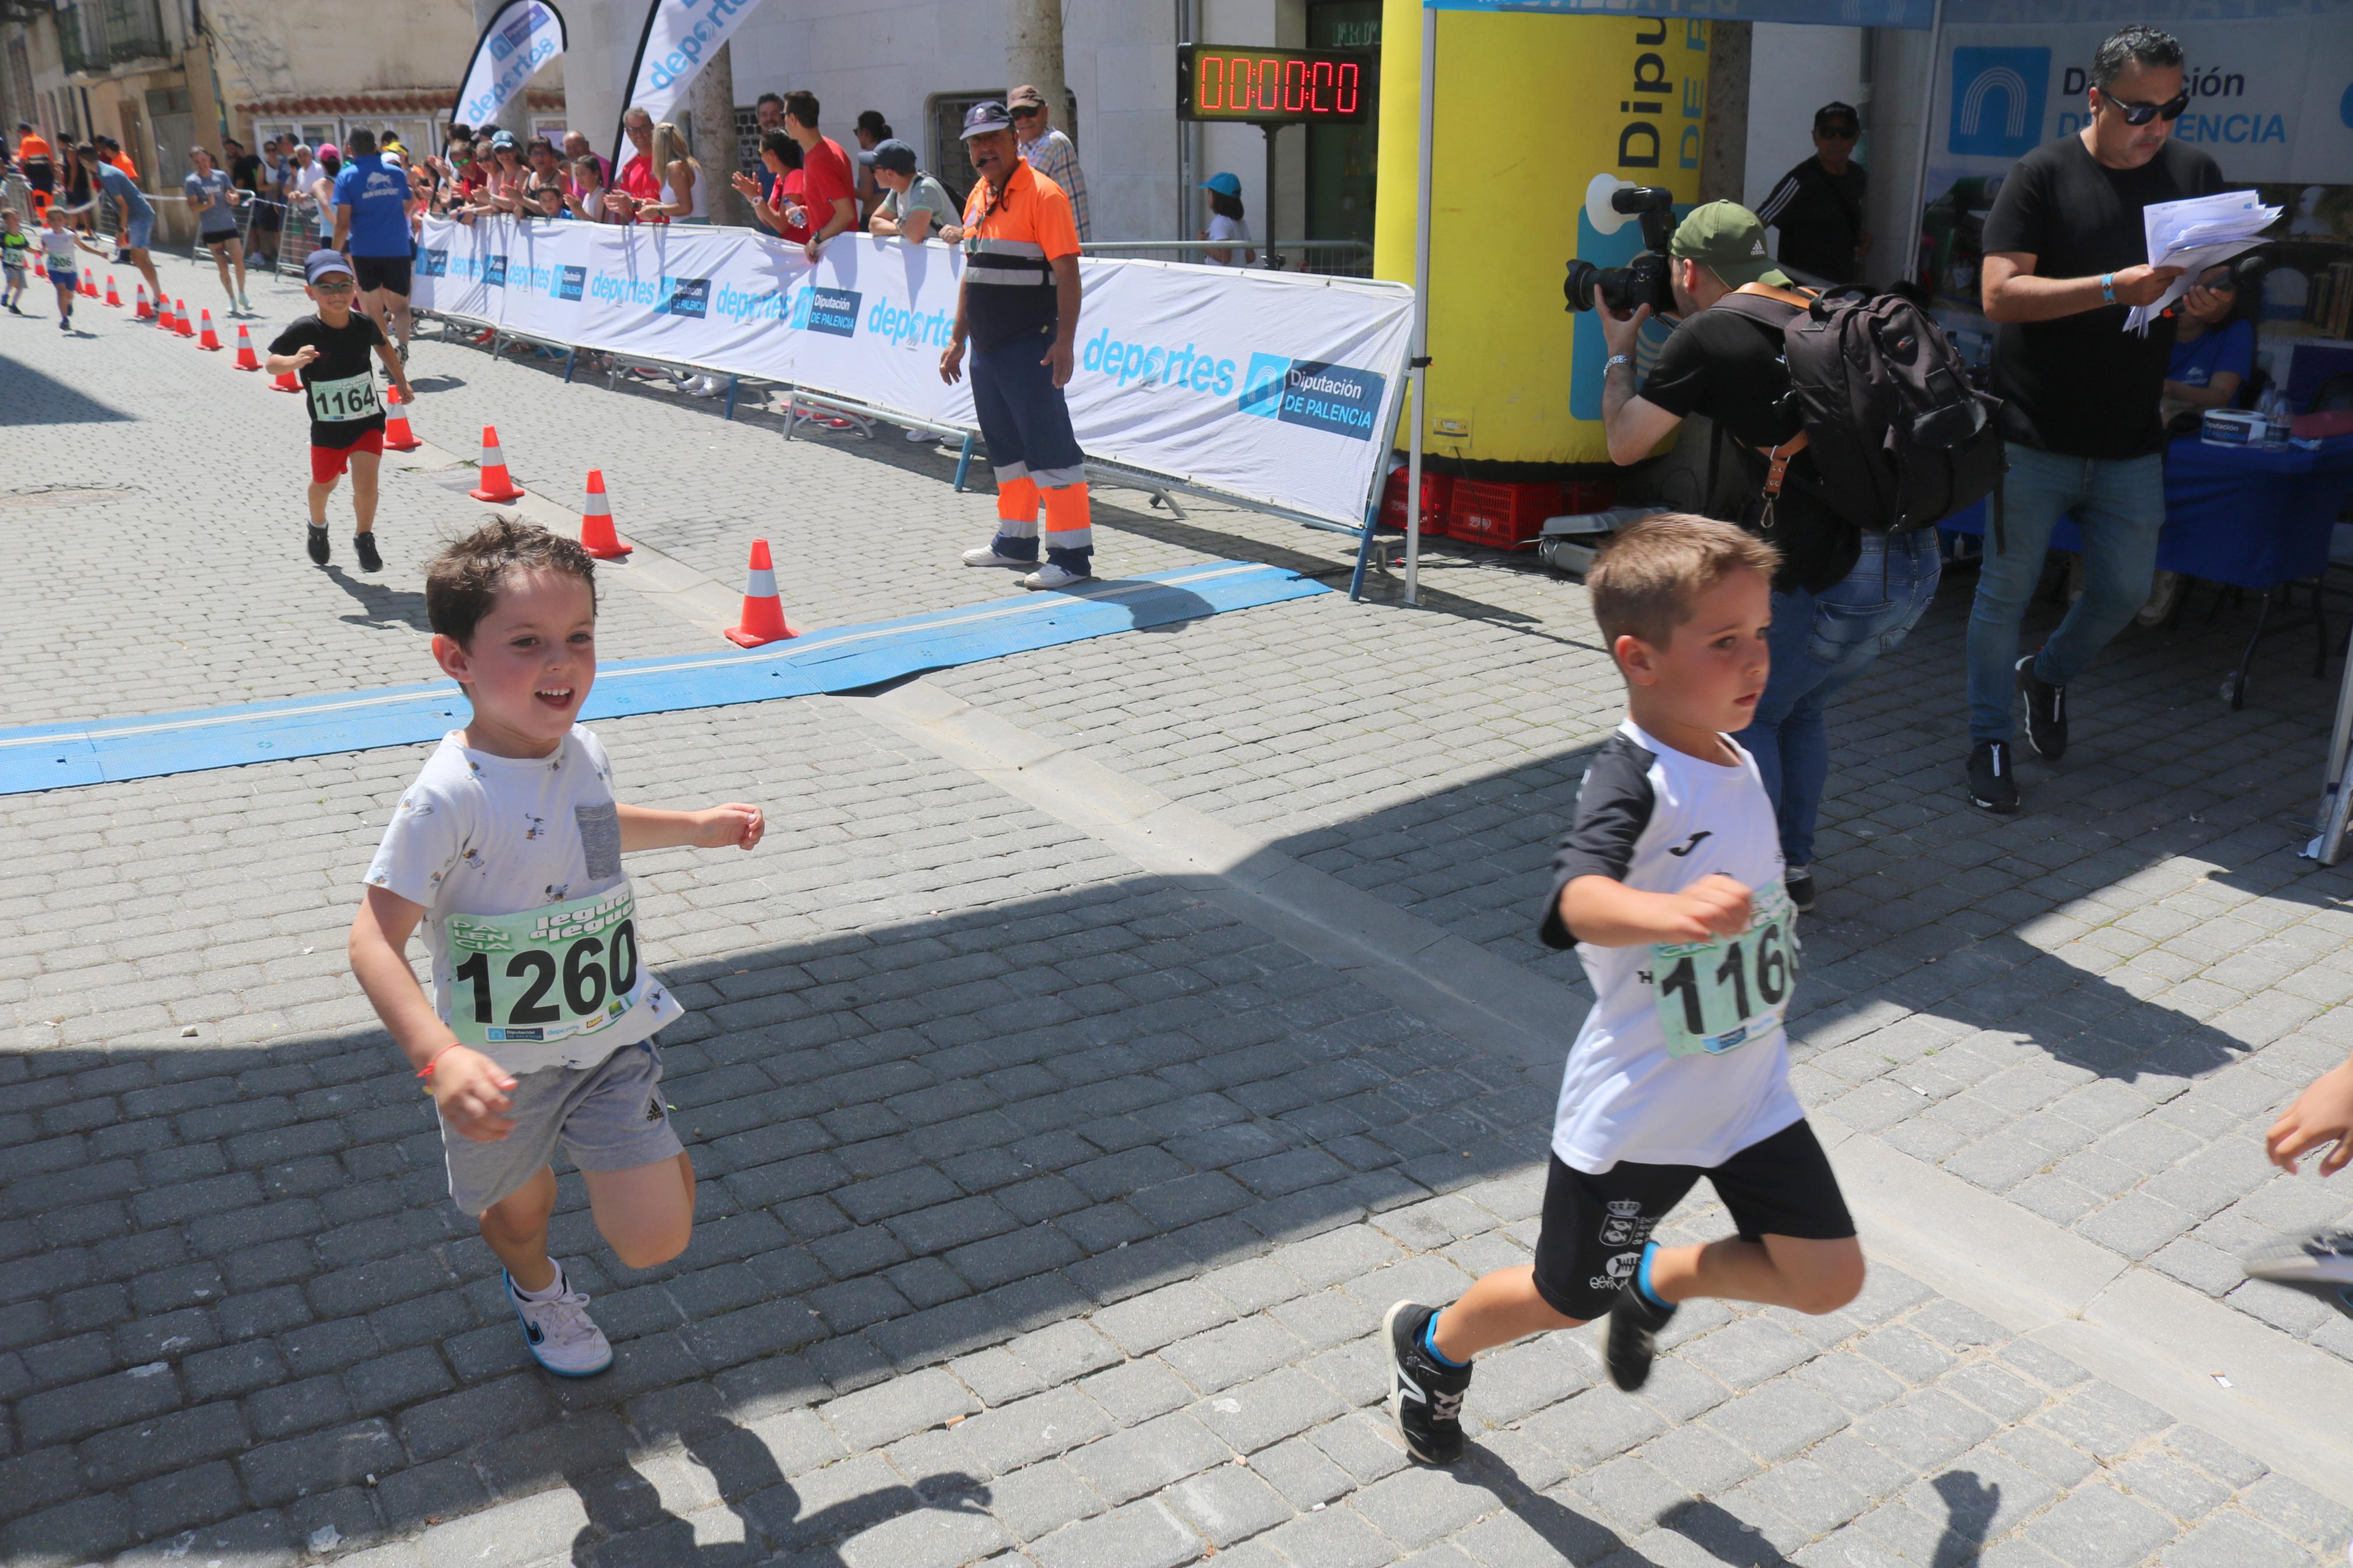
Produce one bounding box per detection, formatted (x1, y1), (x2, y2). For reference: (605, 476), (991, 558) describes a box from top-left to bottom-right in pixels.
(2095, 87), (2189, 126)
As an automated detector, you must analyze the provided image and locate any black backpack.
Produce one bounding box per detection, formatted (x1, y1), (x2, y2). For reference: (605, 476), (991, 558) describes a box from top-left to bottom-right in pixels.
(1717, 290), (2005, 539)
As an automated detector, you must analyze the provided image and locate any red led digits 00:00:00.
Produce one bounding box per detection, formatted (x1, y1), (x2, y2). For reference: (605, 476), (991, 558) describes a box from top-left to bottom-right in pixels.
(1177, 45), (1374, 124)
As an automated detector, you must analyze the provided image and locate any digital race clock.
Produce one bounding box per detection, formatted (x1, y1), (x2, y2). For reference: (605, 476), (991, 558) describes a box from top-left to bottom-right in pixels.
(1177, 44), (1374, 125)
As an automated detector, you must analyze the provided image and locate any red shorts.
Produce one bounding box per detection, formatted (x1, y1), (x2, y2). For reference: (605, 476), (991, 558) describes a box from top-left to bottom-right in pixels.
(311, 427), (385, 483)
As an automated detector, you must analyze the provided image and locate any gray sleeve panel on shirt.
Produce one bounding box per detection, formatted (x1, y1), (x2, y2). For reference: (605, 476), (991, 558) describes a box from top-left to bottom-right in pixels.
(1539, 732), (1658, 950)
(1755, 168), (1805, 226)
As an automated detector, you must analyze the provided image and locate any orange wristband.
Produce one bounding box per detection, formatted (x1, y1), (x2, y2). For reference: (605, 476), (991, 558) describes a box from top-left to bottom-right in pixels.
(415, 1043), (462, 1080)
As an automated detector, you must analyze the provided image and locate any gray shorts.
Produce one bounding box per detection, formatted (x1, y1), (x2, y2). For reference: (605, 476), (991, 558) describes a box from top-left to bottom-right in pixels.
(443, 1039), (684, 1217)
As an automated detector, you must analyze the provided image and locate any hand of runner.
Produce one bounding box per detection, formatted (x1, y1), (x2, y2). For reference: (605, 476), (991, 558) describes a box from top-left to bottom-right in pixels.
(291, 344), (321, 368)
(432, 1046), (519, 1142)
(690, 803), (764, 851)
(1660, 874), (1754, 942)
(2266, 1056), (2353, 1176)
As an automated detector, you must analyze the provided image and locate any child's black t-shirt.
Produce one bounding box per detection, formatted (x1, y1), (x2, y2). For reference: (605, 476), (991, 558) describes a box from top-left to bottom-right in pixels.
(270, 312), (388, 447)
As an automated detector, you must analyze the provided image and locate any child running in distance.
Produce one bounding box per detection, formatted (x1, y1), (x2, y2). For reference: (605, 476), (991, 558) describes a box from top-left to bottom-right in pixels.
(348, 517), (765, 1375)
(264, 248), (413, 572)
(1382, 514), (1865, 1464)
(39, 208), (106, 331)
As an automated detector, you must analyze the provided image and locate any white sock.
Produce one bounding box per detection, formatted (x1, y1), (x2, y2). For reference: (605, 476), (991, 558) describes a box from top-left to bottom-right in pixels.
(511, 1262), (566, 1301)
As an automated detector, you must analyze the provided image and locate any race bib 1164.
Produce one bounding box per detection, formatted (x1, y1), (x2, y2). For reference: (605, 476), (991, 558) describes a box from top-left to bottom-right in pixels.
(1650, 884), (1798, 1058)
(444, 887), (640, 1047)
(307, 369), (381, 424)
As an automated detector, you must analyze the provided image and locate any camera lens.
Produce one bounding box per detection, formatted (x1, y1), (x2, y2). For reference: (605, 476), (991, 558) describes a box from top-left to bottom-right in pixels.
(1563, 259), (1600, 314)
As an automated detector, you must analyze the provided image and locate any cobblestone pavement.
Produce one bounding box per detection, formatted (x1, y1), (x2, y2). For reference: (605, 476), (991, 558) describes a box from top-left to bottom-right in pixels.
(2, 253), (2350, 1568)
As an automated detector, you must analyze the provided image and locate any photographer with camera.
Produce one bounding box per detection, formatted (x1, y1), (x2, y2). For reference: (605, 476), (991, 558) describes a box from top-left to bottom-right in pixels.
(1592, 201), (1942, 915)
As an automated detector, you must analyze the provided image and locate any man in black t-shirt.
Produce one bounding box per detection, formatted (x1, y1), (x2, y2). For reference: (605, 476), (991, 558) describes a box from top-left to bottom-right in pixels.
(1755, 103), (1870, 286)
(1599, 202), (1942, 915)
(266, 250), (414, 574)
(1962, 25), (2222, 815)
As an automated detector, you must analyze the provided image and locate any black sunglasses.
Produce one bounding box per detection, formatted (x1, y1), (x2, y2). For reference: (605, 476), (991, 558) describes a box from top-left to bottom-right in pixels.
(1009, 105), (1044, 119)
(2094, 86), (2189, 126)
(1818, 123), (1859, 140)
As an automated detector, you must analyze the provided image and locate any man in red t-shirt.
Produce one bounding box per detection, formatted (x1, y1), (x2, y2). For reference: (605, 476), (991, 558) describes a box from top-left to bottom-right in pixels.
(615, 106), (665, 225)
(783, 91), (857, 263)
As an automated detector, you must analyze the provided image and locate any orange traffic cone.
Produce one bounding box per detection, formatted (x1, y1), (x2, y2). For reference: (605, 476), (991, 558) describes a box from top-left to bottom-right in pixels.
(79, 268), (96, 298)
(173, 300), (195, 337)
(104, 275), (122, 307)
(579, 470), (631, 559)
(724, 540), (796, 647)
(134, 284), (154, 320)
(233, 323), (261, 370)
(467, 426), (526, 502)
(271, 369), (303, 393)
(197, 310), (223, 350)
(382, 387), (421, 451)
(155, 295), (175, 332)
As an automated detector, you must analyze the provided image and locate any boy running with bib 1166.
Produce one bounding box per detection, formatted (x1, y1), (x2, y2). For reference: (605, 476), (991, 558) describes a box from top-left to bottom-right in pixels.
(348, 518), (764, 1376)
(1383, 514), (1866, 1464)
(266, 248), (412, 573)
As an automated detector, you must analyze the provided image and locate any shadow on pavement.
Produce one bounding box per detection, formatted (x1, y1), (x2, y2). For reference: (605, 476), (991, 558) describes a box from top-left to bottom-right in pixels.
(323, 565), (432, 632)
(0, 351), (139, 424)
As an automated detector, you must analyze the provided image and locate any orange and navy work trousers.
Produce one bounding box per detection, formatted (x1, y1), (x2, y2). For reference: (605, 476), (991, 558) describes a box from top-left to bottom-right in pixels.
(972, 323), (1091, 574)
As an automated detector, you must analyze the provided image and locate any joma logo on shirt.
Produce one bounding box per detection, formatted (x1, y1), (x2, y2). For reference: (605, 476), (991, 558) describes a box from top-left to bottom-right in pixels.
(1667, 831), (1713, 857)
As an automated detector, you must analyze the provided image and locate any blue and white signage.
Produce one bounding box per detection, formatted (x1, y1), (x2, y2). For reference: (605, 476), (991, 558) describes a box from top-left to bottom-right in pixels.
(453, 1), (565, 132)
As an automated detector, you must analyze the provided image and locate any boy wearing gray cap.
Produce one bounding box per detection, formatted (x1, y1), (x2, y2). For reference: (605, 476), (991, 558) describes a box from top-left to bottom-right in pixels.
(266, 249), (415, 572)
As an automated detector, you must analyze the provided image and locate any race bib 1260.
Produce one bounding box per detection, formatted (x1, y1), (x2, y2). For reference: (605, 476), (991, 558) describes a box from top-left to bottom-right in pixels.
(1650, 884), (1798, 1058)
(444, 887), (640, 1047)
(307, 369), (381, 424)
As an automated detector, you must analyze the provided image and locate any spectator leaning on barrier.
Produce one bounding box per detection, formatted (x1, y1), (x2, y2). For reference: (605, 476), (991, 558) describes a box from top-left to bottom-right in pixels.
(1007, 86), (1088, 243)
(731, 131), (811, 244)
(333, 129), (420, 361)
(942, 100), (1093, 591)
(1754, 102), (1869, 287)
(867, 140), (960, 245)
(782, 91), (857, 262)
(617, 107), (665, 223)
(566, 155), (608, 222)
(561, 131), (611, 191)
(80, 144), (161, 315)
(1596, 201), (1941, 916)
(1962, 24), (2224, 816)
(645, 122), (709, 225)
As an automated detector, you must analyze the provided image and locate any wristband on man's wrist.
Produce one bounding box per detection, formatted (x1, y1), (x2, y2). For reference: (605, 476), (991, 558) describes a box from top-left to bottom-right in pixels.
(2100, 272), (2116, 304)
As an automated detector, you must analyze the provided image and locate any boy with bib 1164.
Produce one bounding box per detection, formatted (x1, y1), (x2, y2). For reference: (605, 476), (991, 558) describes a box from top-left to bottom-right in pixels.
(266, 249), (413, 573)
(348, 518), (765, 1375)
(1380, 514), (1866, 1465)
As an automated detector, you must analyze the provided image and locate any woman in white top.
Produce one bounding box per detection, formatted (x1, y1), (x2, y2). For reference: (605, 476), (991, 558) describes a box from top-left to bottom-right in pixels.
(1199, 172), (1255, 267)
(648, 122), (708, 225)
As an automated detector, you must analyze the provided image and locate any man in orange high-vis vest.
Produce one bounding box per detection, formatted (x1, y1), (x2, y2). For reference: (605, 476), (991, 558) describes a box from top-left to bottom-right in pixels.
(939, 100), (1092, 590)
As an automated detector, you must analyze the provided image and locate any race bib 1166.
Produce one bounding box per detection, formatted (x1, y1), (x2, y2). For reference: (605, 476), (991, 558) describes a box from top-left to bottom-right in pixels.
(1651, 884), (1798, 1058)
(307, 369), (381, 424)
(444, 887), (640, 1047)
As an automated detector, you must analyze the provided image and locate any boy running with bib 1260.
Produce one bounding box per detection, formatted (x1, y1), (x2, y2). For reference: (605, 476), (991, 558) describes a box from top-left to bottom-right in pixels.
(349, 518), (764, 1375)
(1383, 514), (1865, 1464)
(267, 249), (413, 573)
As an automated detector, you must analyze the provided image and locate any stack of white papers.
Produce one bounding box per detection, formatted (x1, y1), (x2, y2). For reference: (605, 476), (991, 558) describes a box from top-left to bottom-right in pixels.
(2124, 190), (2282, 334)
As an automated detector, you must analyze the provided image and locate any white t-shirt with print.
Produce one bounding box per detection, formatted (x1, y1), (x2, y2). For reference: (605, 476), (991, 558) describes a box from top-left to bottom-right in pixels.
(364, 727), (675, 1075)
(1538, 719), (1803, 1173)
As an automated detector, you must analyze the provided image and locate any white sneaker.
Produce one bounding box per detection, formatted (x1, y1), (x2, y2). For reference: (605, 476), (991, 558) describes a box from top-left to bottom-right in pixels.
(1022, 562), (1090, 591)
(506, 1265), (613, 1377)
(904, 426), (935, 442)
(961, 546), (1034, 568)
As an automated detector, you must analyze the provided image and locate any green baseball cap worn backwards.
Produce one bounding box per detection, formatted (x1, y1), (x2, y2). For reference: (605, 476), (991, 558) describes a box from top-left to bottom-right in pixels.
(1670, 201), (1791, 289)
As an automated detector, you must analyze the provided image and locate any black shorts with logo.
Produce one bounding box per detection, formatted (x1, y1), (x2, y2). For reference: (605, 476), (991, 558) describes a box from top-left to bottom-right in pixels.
(354, 254), (413, 296)
(1529, 1117), (1854, 1321)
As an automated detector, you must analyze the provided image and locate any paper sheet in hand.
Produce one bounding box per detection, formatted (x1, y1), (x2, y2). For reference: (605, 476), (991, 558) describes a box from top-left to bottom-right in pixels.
(2124, 191), (2282, 334)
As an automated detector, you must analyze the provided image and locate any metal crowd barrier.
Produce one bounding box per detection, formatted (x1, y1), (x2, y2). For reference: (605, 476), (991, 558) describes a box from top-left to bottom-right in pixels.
(1081, 238), (1375, 278)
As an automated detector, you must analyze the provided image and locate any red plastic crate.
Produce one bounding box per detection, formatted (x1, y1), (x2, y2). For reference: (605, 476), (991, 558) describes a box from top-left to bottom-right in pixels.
(1379, 468), (1454, 536)
(1445, 479), (1560, 550)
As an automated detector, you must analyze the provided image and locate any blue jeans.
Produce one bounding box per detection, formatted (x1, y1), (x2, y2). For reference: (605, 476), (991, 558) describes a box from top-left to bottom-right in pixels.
(1965, 445), (2166, 743)
(1737, 530), (1942, 867)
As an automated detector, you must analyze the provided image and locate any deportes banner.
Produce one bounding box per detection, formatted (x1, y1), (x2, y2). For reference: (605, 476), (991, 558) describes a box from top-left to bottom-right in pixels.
(452, 1), (566, 132)
(410, 217), (1415, 529)
(613, 0), (769, 165)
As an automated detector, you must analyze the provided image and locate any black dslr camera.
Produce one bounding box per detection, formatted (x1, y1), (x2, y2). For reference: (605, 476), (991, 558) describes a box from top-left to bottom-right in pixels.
(1563, 186), (1677, 317)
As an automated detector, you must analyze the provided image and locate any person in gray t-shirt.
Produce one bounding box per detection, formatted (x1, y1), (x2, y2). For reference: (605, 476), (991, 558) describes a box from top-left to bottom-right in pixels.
(865, 140), (961, 244)
(183, 145), (251, 316)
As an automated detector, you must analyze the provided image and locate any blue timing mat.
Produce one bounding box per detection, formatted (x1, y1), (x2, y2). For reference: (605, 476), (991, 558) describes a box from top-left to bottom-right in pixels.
(1, 561), (1326, 794)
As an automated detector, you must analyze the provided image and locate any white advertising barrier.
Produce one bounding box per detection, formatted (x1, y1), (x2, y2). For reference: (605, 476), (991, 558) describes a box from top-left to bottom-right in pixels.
(410, 216), (1415, 529)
